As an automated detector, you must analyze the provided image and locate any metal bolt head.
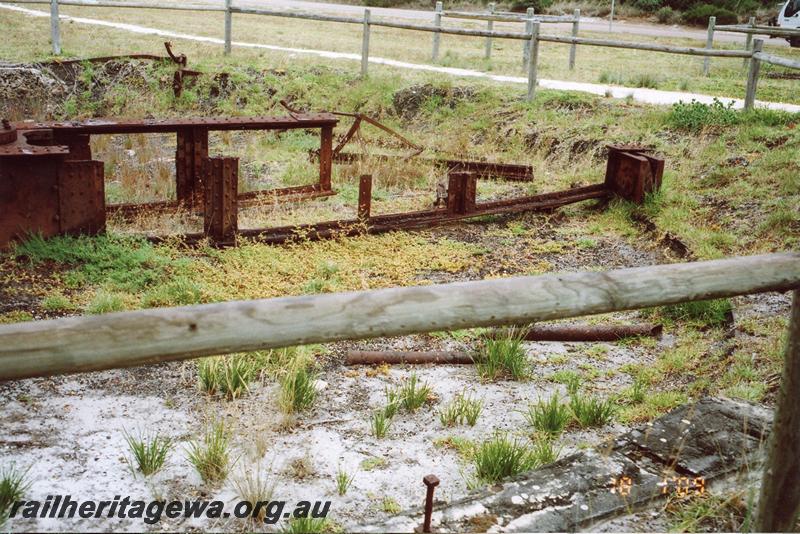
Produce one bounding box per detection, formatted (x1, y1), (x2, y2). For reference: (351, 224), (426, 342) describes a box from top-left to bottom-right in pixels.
(1, 119), (9, 130)
(423, 474), (440, 488)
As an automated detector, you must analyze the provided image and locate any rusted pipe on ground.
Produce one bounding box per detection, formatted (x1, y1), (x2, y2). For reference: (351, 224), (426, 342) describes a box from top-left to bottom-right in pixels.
(515, 323), (663, 342)
(346, 350), (473, 365)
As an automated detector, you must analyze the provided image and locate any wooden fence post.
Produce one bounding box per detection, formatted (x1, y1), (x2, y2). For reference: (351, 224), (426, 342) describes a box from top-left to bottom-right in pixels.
(755, 289), (800, 532)
(432, 1), (442, 61)
(743, 16), (755, 68)
(527, 21), (540, 101)
(50, 0), (61, 55)
(744, 38), (763, 111)
(224, 0), (232, 55)
(361, 8), (371, 77)
(569, 8), (580, 70)
(703, 15), (715, 75)
(484, 2), (495, 60)
(523, 7), (534, 71)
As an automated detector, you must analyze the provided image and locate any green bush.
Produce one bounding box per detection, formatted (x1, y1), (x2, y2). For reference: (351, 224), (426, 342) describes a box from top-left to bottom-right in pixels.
(666, 99), (739, 131)
(662, 298), (733, 328)
(633, 0), (663, 12)
(510, 0), (554, 12)
(656, 6), (676, 22)
(362, 0), (405, 6)
(682, 4), (738, 25)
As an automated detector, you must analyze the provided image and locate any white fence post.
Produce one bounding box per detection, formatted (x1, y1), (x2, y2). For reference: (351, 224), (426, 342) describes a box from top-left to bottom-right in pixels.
(50, 0), (61, 55)
(744, 38), (763, 110)
(432, 1), (442, 61)
(361, 8), (371, 77)
(703, 15), (715, 75)
(569, 8), (580, 70)
(743, 15), (755, 68)
(224, 0), (232, 55)
(484, 2), (495, 60)
(527, 21), (540, 101)
(609, 0), (615, 31)
(523, 7), (534, 71)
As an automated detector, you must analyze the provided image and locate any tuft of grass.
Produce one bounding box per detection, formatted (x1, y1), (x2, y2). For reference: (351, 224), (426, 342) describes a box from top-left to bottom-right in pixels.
(398, 374), (433, 412)
(86, 289), (127, 314)
(474, 328), (530, 381)
(0, 464), (31, 526)
(335, 467), (355, 496)
(473, 433), (539, 485)
(41, 293), (74, 312)
(123, 429), (173, 476)
(380, 497), (401, 514)
(370, 409), (391, 439)
(383, 386), (400, 419)
(437, 392), (483, 427)
(186, 420), (232, 484)
(281, 516), (329, 533)
(529, 435), (561, 466)
(570, 393), (616, 428)
(279, 361), (318, 414)
(197, 355), (258, 400)
(524, 394), (572, 438)
(667, 491), (751, 532)
(661, 298), (733, 328)
(232, 468), (274, 522)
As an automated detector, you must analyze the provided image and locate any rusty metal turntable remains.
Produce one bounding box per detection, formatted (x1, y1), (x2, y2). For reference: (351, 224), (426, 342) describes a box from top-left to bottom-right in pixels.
(0, 110), (663, 248)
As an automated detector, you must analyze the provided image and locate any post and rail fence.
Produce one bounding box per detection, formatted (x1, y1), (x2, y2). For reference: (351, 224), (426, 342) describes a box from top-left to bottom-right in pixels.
(0, 252), (798, 530)
(3, 0), (800, 106)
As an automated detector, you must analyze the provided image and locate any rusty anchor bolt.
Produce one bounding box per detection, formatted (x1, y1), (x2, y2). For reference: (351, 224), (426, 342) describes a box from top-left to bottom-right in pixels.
(422, 474), (440, 533)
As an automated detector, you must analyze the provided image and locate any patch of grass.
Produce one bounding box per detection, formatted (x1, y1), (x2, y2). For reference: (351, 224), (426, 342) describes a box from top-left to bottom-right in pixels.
(335, 467), (355, 496)
(370, 409), (391, 439)
(398, 374), (433, 412)
(279, 361), (318, 414)
(0, 464), (31, 526)
(85, 289), (128, 314)
(186, 420), (232, 485)
(433, 435), (476, 460)
(524, 394), (572, 438)
(473, 433), (539, 485)
(618, 391), (688, 424)
(661, 298), (732, 328)
(667, 491), (752, 532)
(379, 497), (401, 514)
(360, 457), (387, 471)
(383, 386), (400, 419)
(123, 429), (173, 476)
(141, 276), (202, 307)
(197, 355), (258, 400)
(474, 328), (530, 381)
(630, 73), (660, 89)
(41, 293), (74, 312)
(550, 370), (582, 395)
(282, 516), (329, 533)
(570, 393), (616, 428)
(438, 392), (483, 427)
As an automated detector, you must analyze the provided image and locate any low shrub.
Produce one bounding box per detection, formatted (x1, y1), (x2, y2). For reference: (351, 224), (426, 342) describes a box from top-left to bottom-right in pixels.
(661, 298), (733, 327)
(656, 6), (677, 22)
(666, 98), (738, 131)
(682, 4), (738, 25)
(510, 0), (554, 11)
(633, 0), (664, 12)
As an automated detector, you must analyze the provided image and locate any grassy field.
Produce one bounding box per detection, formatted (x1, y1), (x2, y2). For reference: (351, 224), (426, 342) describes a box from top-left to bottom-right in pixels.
(1, 10), (798, 530)
(1, 3), (800, 104)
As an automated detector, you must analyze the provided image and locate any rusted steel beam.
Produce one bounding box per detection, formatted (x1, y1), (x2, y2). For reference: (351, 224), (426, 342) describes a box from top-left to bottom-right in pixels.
(203, 157), (238, 242)
(358, 175), (372, 221)
(319, 125), (334, 192)
(604, 145), (664, 205)
(346, 350), (474, 365)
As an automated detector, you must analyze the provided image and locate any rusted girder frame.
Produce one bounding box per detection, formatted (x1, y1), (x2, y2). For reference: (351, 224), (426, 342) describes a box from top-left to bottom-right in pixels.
(346, 350), (474, 365)
(332, 151), (534, 182)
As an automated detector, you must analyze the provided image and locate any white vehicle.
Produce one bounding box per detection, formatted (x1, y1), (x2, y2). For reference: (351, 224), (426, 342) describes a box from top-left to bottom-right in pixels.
(777, 0), (800, 46)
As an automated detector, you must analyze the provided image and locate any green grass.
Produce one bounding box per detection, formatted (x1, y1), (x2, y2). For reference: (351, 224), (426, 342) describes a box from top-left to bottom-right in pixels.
(123, 429), (173, 476)
(397, 374), (433, 412)
(667, 491), (752, 532)
(525, 394), (572, 438)
(335, 467), (355, 496)
(281, 516), (329, 533)
(473, 433), (543, 485)
(661, 298), (733, 328)
(0, 464), (31, 526)
(569, 393), (616, 428)
(438, 392), (483, 427)
(370, 409), (391, 438)
(41, 293), (74, 312)
(232, 468), (274, 522)
(279, 361), (318, 414)
(474, 328), (530, 381)
(197, 355), (258, 400)
(186, 420), (232, 485)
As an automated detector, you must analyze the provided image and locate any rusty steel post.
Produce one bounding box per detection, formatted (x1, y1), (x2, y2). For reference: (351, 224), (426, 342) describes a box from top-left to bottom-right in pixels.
(519, 322), (663, 342)
(447, 172), (476, 215)
(319, 125), (334, 192)
(203, 157), (238, 243)
(358, 174), (372, 222)
(422, 475), (439, 533)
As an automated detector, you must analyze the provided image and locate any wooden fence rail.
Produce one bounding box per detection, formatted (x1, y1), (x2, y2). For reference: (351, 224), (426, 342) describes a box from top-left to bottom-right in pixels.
(4, 0), (800, 106)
